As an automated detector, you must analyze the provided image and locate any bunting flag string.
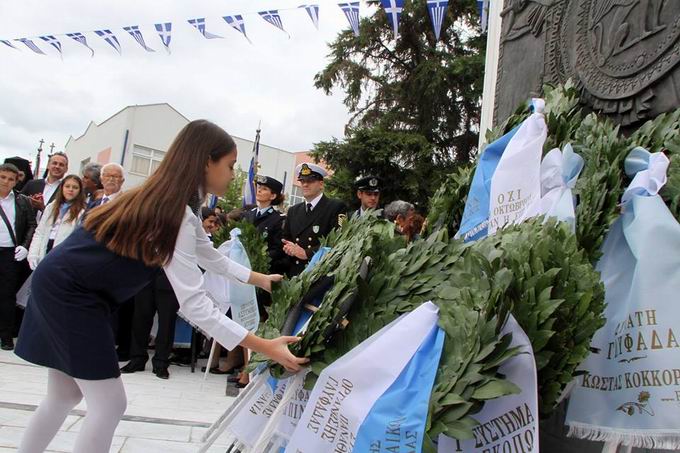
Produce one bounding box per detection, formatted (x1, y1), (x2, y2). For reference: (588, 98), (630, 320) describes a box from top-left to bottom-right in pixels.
(123, 25), (155, 52)
(300, 4), (320, 30)
(39, 35), (63, 58)
(427, 0), (448, 41)
(381, 0), (404, 41)
(66, 32), (95, 56)
(154, 23), (172, 53)
(15, 38), (46, 55)
(188, 18), (223, 39)
(94, 29), (122, 54)
(258, 10), (289, 37)
(223, 15), (252, 44)
(338, 2), (361, 37)
(1, 40), (18, 50)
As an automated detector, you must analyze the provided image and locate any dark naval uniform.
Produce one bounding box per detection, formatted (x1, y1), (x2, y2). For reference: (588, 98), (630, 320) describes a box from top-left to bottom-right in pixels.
(283, 195), (345, 276)
(351, 175), (383, 220)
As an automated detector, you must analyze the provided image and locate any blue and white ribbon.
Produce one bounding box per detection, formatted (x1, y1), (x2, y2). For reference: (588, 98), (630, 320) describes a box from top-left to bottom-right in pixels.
(154, 23), (172, 53)
(338, 2), (361, 37)
(223, 15), (252, 44)
(66, 32), (94, 57)
(123, 26), (155, 52)
(427, 0), (448, 41)
(300, 4), (320, 30)
(381, 0), (404, 41)
(187, 18), (223, 39)
(94, 29), (122, 54)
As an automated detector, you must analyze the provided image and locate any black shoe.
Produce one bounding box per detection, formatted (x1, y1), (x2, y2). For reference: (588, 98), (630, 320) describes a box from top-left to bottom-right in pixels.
(153, 367), (169, 380)
(120, 361), (146, 373)
(1, 338), (14, 351)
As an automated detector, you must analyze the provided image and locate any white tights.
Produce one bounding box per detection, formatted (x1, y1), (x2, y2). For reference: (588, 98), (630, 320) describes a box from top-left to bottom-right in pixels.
(18, 369), (127, 453)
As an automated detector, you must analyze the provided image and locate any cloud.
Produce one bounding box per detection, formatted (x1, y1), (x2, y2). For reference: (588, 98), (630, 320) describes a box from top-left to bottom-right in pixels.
(0, 0), (355, 164)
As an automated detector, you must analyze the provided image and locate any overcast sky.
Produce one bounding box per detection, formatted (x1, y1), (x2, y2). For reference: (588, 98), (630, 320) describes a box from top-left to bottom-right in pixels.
(0, 0), (371, 164)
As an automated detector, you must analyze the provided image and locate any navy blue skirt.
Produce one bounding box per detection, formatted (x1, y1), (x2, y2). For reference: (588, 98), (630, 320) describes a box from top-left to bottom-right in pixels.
(15, 227), (158, 380)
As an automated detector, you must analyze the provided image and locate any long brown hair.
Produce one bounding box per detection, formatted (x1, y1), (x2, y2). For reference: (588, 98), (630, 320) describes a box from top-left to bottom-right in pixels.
(51, 175), (87, 224)
(83, 120), (237, 267)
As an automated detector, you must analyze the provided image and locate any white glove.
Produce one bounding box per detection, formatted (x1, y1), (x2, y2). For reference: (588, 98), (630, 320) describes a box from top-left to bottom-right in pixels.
(28, 257), (39, 270)
(14, 246), (28, 262)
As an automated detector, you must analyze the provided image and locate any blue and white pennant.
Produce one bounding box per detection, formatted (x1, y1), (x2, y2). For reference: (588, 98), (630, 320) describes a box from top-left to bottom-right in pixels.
(39, 35), (63, 57)
(258, 10), (289, 37)
(299, 4), (320, 30)
(223, 15), (252, 44)
(1, 40), (18, 50)
(154, 23), (172, 53)
(338, 2), (360, 37)
(66, 32), (95, 56)
(188, 18), (223, 39)
(381, 0), (404, 41)
(94, 29), (122, 54)
(123, 26), (155, 52)
(427, 0), (448, 41)
(15, 38), (45, 55)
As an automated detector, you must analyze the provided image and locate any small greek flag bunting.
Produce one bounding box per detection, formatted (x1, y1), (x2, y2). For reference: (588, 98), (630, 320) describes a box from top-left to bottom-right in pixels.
(258, 10), (289, 36)
(427, 0), (448, 41)
(381, 0), (404, 41)
(478, 0), (490, 32)
(123, 26), (155, 52)
(39, 36), (63, 57)
(1, 39), (18, 50)
(188, 18), (223, 39)
(66, 32), (95, 57)
(223, 15), (252, 44)
(15, 38), (46, 55)
(338, 2), (361, 37)
(94, 29), (122, 54)
(154, 23), (172, 53)
(300, 4), (320, 30)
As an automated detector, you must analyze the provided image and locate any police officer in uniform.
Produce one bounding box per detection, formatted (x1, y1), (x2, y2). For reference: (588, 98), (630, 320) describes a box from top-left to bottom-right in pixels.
(243, 175), (287, 275)
(282, 163), (346, 277)
(351, 175), (383, 219)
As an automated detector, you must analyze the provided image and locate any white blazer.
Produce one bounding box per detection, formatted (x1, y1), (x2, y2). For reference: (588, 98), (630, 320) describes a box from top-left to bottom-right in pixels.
(28, 201), (84, 267)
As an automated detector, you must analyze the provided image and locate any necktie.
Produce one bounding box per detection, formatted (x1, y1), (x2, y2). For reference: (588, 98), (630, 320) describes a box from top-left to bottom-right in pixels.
(306, 203), (313, 213)
(256, 210), (262, 219)
(101, 197), (109, 205)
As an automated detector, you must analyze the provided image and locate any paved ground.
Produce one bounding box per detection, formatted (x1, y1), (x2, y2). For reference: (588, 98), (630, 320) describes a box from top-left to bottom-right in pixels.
(0, 349), (237, 452)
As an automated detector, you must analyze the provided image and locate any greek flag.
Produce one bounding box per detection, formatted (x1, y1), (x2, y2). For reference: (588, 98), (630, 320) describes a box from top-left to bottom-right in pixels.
(66, 32), (94, 56)
(258, 10), (288, 36)
(300, 4), (320, 30)
(427, 0), (448, 41)
(123, 26), (155, 52)
(187, 18), (223, 39)
(1, 39), (18, 50)
(381, 0), (404, 41)
(94, 29), (122, 54)
(154, 23), (172, 53)
(338, 2), (361, 37)
(39, 35), (62, 57)
(478, 0), (490, 32)
(223, 15), (252, 44)
(242, 127), (260, 207)
(15, 38), (45, 55)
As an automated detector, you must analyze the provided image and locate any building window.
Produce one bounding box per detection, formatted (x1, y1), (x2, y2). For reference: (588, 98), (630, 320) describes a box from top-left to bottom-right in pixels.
(288, 185), (305, 206)
(130, 145), (166, 177)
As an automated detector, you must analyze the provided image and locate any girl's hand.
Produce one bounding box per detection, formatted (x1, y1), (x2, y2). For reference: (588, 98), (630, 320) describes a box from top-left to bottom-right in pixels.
(262, 336), (309, 373)
(259, 273), (283, 293)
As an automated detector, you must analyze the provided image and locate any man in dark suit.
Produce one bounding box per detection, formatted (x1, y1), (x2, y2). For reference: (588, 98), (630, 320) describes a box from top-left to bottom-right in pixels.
(85, 163), (125, 211)
(351, 175), (383, 219)
(21, 152), (68, 213)
(282, 163), (346, 277)
(0, 163), (36, 350)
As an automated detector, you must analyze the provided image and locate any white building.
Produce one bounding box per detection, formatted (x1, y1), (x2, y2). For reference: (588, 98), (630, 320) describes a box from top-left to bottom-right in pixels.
(64, 103), (300, 200)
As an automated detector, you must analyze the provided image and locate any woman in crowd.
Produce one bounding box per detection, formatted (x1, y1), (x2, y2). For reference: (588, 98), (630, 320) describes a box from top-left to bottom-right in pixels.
(15, 120), (307, 453)
(27, 175), (86, 269)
